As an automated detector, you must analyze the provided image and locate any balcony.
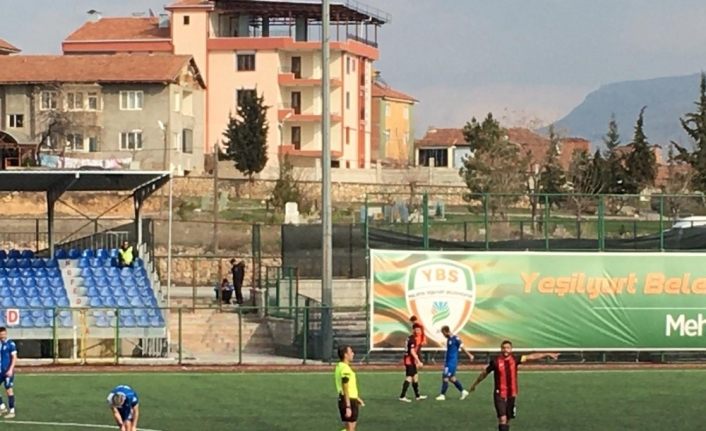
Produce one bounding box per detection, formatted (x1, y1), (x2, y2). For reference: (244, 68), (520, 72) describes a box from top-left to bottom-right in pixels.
(278, 107), (342, 123)
(278, 145), (342, 159)
(278, 71), (342, 88)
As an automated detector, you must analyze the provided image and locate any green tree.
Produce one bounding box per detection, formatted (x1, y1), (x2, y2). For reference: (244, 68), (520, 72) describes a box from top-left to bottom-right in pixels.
(663, 144), (694, 218)
(270, 156), (302, 211)
(459, 113), (529, 219)
(673, 73), (706, 192)
(624, 106), (656, 193)
(223, 89), (269, 180)
(538, 125), (567, 207)
(566, 150), (603, 219)
(602, 114), (627, 193)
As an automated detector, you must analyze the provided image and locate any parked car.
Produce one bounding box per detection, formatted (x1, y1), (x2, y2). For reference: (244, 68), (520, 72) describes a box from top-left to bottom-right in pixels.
(670, 216), (706, 230)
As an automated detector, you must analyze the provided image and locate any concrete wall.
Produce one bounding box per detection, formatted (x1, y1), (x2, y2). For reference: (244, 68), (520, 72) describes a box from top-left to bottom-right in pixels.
(297, 279), (366, 307)
(0, 85), (30, 141)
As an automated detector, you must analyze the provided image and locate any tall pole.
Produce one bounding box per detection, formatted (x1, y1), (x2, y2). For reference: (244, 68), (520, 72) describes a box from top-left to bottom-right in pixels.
(321, 0), (334, 362)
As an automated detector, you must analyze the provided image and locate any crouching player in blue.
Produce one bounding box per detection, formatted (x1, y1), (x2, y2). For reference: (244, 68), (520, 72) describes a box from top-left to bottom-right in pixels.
(0, 327), (17, 419)
(435, 325), (474, 401)
(107, 385), (140, 431)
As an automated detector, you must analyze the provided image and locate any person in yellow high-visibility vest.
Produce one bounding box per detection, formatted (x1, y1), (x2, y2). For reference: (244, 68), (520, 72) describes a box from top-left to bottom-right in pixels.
(118, 241), (135, 268)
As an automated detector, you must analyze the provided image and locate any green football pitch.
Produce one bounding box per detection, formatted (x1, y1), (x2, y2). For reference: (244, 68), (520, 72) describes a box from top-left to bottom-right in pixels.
(2, 369), (704, 430)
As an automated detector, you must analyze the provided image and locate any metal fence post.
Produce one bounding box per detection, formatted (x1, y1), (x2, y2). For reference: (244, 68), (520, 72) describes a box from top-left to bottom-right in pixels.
(191, 258), (197, 310)
(659, 195), (665, 251)
(422, 192), (429, 249)
(303, 306), (309, 365)
(483, 194), (489, 250)
(178, 307), (183, 365)
(543, 194), (550, 251)
(598, 195), (606, 251)
(35, 219), (40, 253)
(52, 307), (58, 364)
(238, 309), (243, 365)
(114, 308), (120, 365)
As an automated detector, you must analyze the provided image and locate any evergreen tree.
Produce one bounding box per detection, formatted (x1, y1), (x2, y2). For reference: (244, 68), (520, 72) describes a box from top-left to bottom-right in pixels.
(538, 125), (566, 206)
(223, 89), (269, 180)
(270, 156), (302, 211)
(602, 114), (627, 194)
(624, 106), (656, 193)
(673, 72), (706, 192)
(591, 149), (606, 193)
(567, 150), (603, 219)
(460, 113), (529, 219)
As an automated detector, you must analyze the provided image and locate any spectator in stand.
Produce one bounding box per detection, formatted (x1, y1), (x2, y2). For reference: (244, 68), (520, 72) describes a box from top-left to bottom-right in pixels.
(214, 278), (233, 304)
(231, 259), (245, 305)
(118, 241), (136, 268)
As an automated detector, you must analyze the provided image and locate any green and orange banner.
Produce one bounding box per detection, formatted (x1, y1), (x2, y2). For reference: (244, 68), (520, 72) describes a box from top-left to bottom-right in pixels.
(370, 250), (706, 351)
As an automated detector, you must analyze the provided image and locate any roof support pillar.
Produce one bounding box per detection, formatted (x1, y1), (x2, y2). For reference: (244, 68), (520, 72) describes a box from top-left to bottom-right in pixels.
(46, 174), (79, 258)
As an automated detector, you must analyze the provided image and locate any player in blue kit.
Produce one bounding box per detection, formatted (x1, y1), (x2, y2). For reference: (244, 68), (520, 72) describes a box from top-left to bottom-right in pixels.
(0, 327), (17, 419)
(107, 385), (140, 431)
(435, 325), (474, 401)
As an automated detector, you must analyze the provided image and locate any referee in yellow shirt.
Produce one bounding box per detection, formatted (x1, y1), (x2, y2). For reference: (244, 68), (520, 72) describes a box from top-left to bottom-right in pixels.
(335, 345), (365, 430)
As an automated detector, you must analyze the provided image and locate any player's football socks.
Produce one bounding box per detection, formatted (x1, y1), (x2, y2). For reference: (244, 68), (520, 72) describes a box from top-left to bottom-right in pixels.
(8, 396), (13, 410)
(499, 425), (510, 431)
(412, 382), (422, 398)
(440, 381), (449, 395)
(400, 381), (410, 398)
(453, 380), (464, 392)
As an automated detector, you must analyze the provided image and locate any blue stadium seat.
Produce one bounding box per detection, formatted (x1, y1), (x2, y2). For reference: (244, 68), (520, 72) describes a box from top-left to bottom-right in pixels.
(82, 277), (95, 288)
(120, 267), (133, 277)
(35, 268), (48, 278)
(31, 258), (45, 268)
(89, 297), (103, 307)
(107, 267), (121, 277)
(126, 287), (139, 297)
(39, 286), (52, 296)
(22, 278), (37, 288)
(21, 268), (34, 278)
(109, 278), (122, 288)
(130, 297), (144, 307)
(17, 259), (31, 269)
(109, 249), (119, 258)
(81, 249), (94, 259)
(31, 310), (43, 319)
(92, 267), (107, 278)
(117, 297), (130, 308)
(0, 279), (8, 288)
(14, 297), (28, 307)
(96, 249), (110, 260)
(8, 250), (20, 259)
(37, 278), (50, 288)
(137, 315), (150, 327)
(103, 297), (118, 307)
(56, 297), (70, 307)
(95, 316), (109, 328)
(99, 287), (111, 297)
(68, 249), (81, 259)
(42, 297), (57, 308)
(136, 278), (148, 288)
(139, 289), (153, 298)
(1, 298), (13, 307)
(149, 316), (165, 327)
(20, 316), (34, 328)
(78, 258), (90, 268)
(5, 260), (18, 270)
(113, 287), (127, 297)
(29, 297), (41, 307)
(21, 250), (34, 259)
(54, 249), (67, 259)
(87, 286), (100, 297)
(95, 277), (109, 288)
(0, 250), (6, 259)
(120, 309), (133, 317)
(50, 277), (63, 287)
(89, 258), (103, 268)
(122, 277), (136, 288)
(26, 287), (39, 297)
(0, 286), (10, 296)
(80, 268), (93, 278)
(9, 278), (21, 288)
(134, 258), (144, 268)
(47, 267), (60, 277)
(146, 309), (159, 317)
(60, 317), (72, 328)
(45, 258), (58, 268)
(120, 316), (137, 328)
(53, 287), (66, 297)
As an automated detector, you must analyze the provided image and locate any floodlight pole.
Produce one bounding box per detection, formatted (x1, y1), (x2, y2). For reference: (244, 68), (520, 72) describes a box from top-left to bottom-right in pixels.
(321, 0), (334, 362)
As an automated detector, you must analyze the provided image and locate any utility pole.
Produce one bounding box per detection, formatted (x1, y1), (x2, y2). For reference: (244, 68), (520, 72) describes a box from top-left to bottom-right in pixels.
(212, 143), (219, 252)
(321, 0), (333, 362)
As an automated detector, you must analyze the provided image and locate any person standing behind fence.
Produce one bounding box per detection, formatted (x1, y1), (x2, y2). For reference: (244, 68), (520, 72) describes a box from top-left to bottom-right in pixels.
(118, 241), (135, 268)
(231, 259), (245, 305)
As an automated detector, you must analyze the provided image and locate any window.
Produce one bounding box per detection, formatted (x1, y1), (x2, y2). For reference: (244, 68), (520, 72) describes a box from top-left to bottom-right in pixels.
(40, 91), (58, 111)
(8, 114), (23, 128)
(88, 136), (98, 152)
(331, 160), (340, 168)
(183, 15), (190, 25)
(291, 56), (302, 79)
(346, 57), (350, 74)
(182, 91), (194, 116)
(291, 126), (301, 150)
(352, 59), (356, 72)
(236, 89), (257, 108)
(345, 127), (350, 145)
(403, 106), (409, 120)
(120, 131), (143, 150)
(346, 92), (350, 110)
(87, 92), (99, 111)
(419, 148), (448, 167)
(182, 129), (194, 153)
(291, 92), (301, 115)
(385, 103), (390, 117)
(119, 91), (144, 110)
(66, 92), (84, 111)
(66, 134), (85, 152)
(174, 93), (182, 112)
(236, 53), (256, 71)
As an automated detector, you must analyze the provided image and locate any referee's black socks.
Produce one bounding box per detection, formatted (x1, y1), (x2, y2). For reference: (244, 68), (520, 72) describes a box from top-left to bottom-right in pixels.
(412, 382), (420, 398)
(499, 425), (510, 431)
(400, 381), (410, 398)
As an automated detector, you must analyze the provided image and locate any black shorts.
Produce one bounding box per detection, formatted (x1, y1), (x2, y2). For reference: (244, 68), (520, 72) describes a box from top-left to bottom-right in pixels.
(494, 393), (517, 419)
(338, 396), (360, 423)
(405, 364), (418, 377)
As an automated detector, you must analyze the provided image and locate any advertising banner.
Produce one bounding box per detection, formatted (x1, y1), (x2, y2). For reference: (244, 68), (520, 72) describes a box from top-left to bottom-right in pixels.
(371, 250), (706, 351)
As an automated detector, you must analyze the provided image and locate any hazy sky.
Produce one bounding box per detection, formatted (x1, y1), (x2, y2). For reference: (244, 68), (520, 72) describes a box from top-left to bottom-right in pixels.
(4, 0), (706, 134)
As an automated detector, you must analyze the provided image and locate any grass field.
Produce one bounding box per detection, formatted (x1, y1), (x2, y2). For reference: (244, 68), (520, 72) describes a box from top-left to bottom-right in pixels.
(2, 369), (704, 430)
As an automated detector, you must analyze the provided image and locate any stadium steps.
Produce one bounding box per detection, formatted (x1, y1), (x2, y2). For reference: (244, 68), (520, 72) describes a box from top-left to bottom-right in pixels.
(169, 310), (275, 360)
(332, 310), (368, 354)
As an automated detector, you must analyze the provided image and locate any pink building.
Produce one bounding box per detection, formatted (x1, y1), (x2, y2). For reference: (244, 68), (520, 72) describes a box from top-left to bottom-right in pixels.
(63, 0), (389, 170)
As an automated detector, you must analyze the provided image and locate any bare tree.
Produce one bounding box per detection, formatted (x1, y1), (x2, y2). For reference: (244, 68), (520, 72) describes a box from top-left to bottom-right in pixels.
(566, 150), (603, 221)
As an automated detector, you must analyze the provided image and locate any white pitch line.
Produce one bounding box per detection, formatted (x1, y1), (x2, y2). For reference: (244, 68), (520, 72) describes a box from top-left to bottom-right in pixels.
(5, 420), (165, 431)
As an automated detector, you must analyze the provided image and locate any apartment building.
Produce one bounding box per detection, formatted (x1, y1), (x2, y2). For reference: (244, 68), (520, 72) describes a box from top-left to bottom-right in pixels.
(0, 54), (205, 173)
(371, 76), (417, 166)
(63, 0), (390, 170)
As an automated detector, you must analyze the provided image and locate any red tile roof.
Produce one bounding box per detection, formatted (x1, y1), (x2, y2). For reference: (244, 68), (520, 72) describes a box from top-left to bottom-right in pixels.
(167, 0), (214, 8)
(372, 81), (417, 103)
(415, 128), (465, 148)
(65, 17), (169, 42)
(0, 54), (196, 84)
(0, 38), (20, 54)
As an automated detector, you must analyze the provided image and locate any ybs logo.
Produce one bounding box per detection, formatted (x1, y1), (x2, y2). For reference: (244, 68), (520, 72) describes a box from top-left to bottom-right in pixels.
(405, 260), (476, 344)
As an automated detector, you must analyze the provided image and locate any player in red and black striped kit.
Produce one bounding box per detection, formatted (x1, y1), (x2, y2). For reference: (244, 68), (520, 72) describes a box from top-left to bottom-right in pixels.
(398, 324), (427, 402)
(469, 340), (558, 431)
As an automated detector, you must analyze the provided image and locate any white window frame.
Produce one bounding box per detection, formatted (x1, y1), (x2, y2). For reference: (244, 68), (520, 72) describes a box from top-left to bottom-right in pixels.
(87, 92), (100, 111)
(174, 93), (182, 113)
(403, 106), (409, 120)
(40, 91), (58, 111)
(119, 91), (144, 111)
(119, 130), (144, 151)
(7, 114), (23, 128)
(66, 133), (86, 152)
(66, 92), (84, 111)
